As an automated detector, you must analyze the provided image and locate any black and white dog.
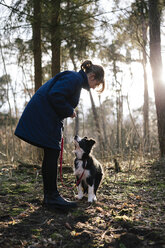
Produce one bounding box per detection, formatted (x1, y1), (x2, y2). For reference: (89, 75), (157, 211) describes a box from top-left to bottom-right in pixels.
(73, 135), (103, 202)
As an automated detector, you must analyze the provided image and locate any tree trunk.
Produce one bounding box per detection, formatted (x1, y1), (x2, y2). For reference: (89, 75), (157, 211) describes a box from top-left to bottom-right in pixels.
(70, 53), (77, 71)
(116, 91), (123, 153)
(89, 90), (105, 153)
(51, 0), (61, 76)
(132, 0), (150, 153)
(142, 18), (150, 151)
(75, 109), (79, 136)
(142, 51), (150, 151)
(32, 0), (42, 92)
(113, 60), (123, 154)
(98, 95), (108, 149)
(140, 2), (150, 152)
(149, 0), (165, 158)
(32, 0), (43, 161)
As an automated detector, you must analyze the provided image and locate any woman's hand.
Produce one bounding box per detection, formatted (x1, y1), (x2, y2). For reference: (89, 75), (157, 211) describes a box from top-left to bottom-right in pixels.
(71, 111), (77, 118)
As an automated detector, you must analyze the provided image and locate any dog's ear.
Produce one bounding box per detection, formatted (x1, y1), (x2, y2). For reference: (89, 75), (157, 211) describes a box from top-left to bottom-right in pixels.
(89, 139), (96, 147)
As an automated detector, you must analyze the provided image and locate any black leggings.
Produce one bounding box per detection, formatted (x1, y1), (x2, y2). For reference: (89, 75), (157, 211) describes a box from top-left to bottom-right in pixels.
(42, 148), (60, 193)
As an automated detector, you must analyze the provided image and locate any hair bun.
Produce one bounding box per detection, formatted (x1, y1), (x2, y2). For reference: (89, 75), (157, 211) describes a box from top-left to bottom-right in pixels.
(80, 60), (105, 93)
(81, 60), (93, 71)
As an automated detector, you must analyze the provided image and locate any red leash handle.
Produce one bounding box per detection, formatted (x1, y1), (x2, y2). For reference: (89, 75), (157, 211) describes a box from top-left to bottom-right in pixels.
(59, 136), (64, 184)
(59, 136), (75, 189)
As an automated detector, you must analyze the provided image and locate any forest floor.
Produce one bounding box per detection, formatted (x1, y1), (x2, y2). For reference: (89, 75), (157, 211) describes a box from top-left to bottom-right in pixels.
(0, 155), (165, 248)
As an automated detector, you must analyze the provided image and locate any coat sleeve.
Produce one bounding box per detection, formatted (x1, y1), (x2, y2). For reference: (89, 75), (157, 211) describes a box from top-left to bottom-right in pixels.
(47, 75), (79, 119)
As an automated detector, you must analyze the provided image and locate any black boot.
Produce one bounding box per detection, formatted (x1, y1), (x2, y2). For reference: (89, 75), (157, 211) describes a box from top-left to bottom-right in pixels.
(43, 191), (77, 210)
(42, 148), (77, 210)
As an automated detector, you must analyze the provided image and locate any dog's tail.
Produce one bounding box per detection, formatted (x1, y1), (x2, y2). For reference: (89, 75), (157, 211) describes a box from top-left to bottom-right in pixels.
(94, 172), (103, 195)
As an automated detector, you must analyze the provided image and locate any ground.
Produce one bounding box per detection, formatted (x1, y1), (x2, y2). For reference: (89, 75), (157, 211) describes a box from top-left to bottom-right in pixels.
(0, 157), (165, 248)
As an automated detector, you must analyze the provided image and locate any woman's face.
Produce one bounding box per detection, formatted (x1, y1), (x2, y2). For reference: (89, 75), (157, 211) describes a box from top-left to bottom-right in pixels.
(87, 73), (101, 89)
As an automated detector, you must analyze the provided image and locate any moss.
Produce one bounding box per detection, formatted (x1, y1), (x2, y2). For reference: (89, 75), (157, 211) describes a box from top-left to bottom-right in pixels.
(11, 207), (25, 216)
(50, 232), (63, 240)
(118, 208), (133, 216)
(156, 182), (165, 189)
(114, 214), (133, 223)
(119, 244), (127, 248)
(71, 209), (85, 217)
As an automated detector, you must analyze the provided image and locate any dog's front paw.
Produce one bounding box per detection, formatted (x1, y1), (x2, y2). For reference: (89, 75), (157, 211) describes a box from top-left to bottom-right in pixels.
(93, 195), (97, 201)
(88, 194), (97, 203)
(88, 197), (94, 203)
(75, 194), (84, 200)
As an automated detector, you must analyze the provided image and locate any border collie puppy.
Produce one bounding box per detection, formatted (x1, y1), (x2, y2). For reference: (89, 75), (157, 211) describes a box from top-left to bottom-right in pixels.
(73, 135), (103, 202)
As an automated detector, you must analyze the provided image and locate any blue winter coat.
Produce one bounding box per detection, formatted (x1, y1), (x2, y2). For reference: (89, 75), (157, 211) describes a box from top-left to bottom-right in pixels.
(14, 69), (89, 150)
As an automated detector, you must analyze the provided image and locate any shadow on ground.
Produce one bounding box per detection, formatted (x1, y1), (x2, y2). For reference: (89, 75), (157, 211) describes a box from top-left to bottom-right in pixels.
(0, 158), (165, 247)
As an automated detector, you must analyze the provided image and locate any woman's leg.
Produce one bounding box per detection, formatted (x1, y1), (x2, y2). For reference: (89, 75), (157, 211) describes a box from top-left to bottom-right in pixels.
(42, 147), (77, 209)
(42, 148), (60, 194)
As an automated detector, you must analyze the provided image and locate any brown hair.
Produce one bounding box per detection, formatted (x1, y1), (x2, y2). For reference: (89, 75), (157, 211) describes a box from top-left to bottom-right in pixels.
(81, 60), (105, 93)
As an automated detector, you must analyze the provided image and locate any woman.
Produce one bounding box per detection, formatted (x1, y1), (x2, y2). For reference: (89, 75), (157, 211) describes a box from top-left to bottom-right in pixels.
(15, 60), (105, 210)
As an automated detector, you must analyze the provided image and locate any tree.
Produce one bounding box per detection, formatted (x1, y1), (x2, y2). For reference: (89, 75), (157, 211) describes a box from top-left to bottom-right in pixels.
(6, 0), (42, 93)
(32, 0), (42, 92)
(100, 40), (125, 153)
(61, 0), (98, 68)
(50, 0), (61, 76)
(149, 0), (165, 158)
(111, 0), (150, 151)
(140, 1), (150, 151)
(75, 109), (79, 136)
(0, 75), (10, 108)
(41, 0), (99, 75)
(89, 90), (105, 154)
(131, 0), (150, 151)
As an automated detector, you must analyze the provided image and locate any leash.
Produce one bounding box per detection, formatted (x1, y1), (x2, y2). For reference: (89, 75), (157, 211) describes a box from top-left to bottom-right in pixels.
(59, 135), (85, 188)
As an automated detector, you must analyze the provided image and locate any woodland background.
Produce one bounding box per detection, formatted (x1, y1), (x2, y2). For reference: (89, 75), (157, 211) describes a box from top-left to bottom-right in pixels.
(0, 0), (165, 164)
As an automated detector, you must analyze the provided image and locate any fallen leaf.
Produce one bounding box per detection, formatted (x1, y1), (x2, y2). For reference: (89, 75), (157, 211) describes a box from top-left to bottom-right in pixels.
(65, 222), (72, 230)
(96, 206), (104, 213)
